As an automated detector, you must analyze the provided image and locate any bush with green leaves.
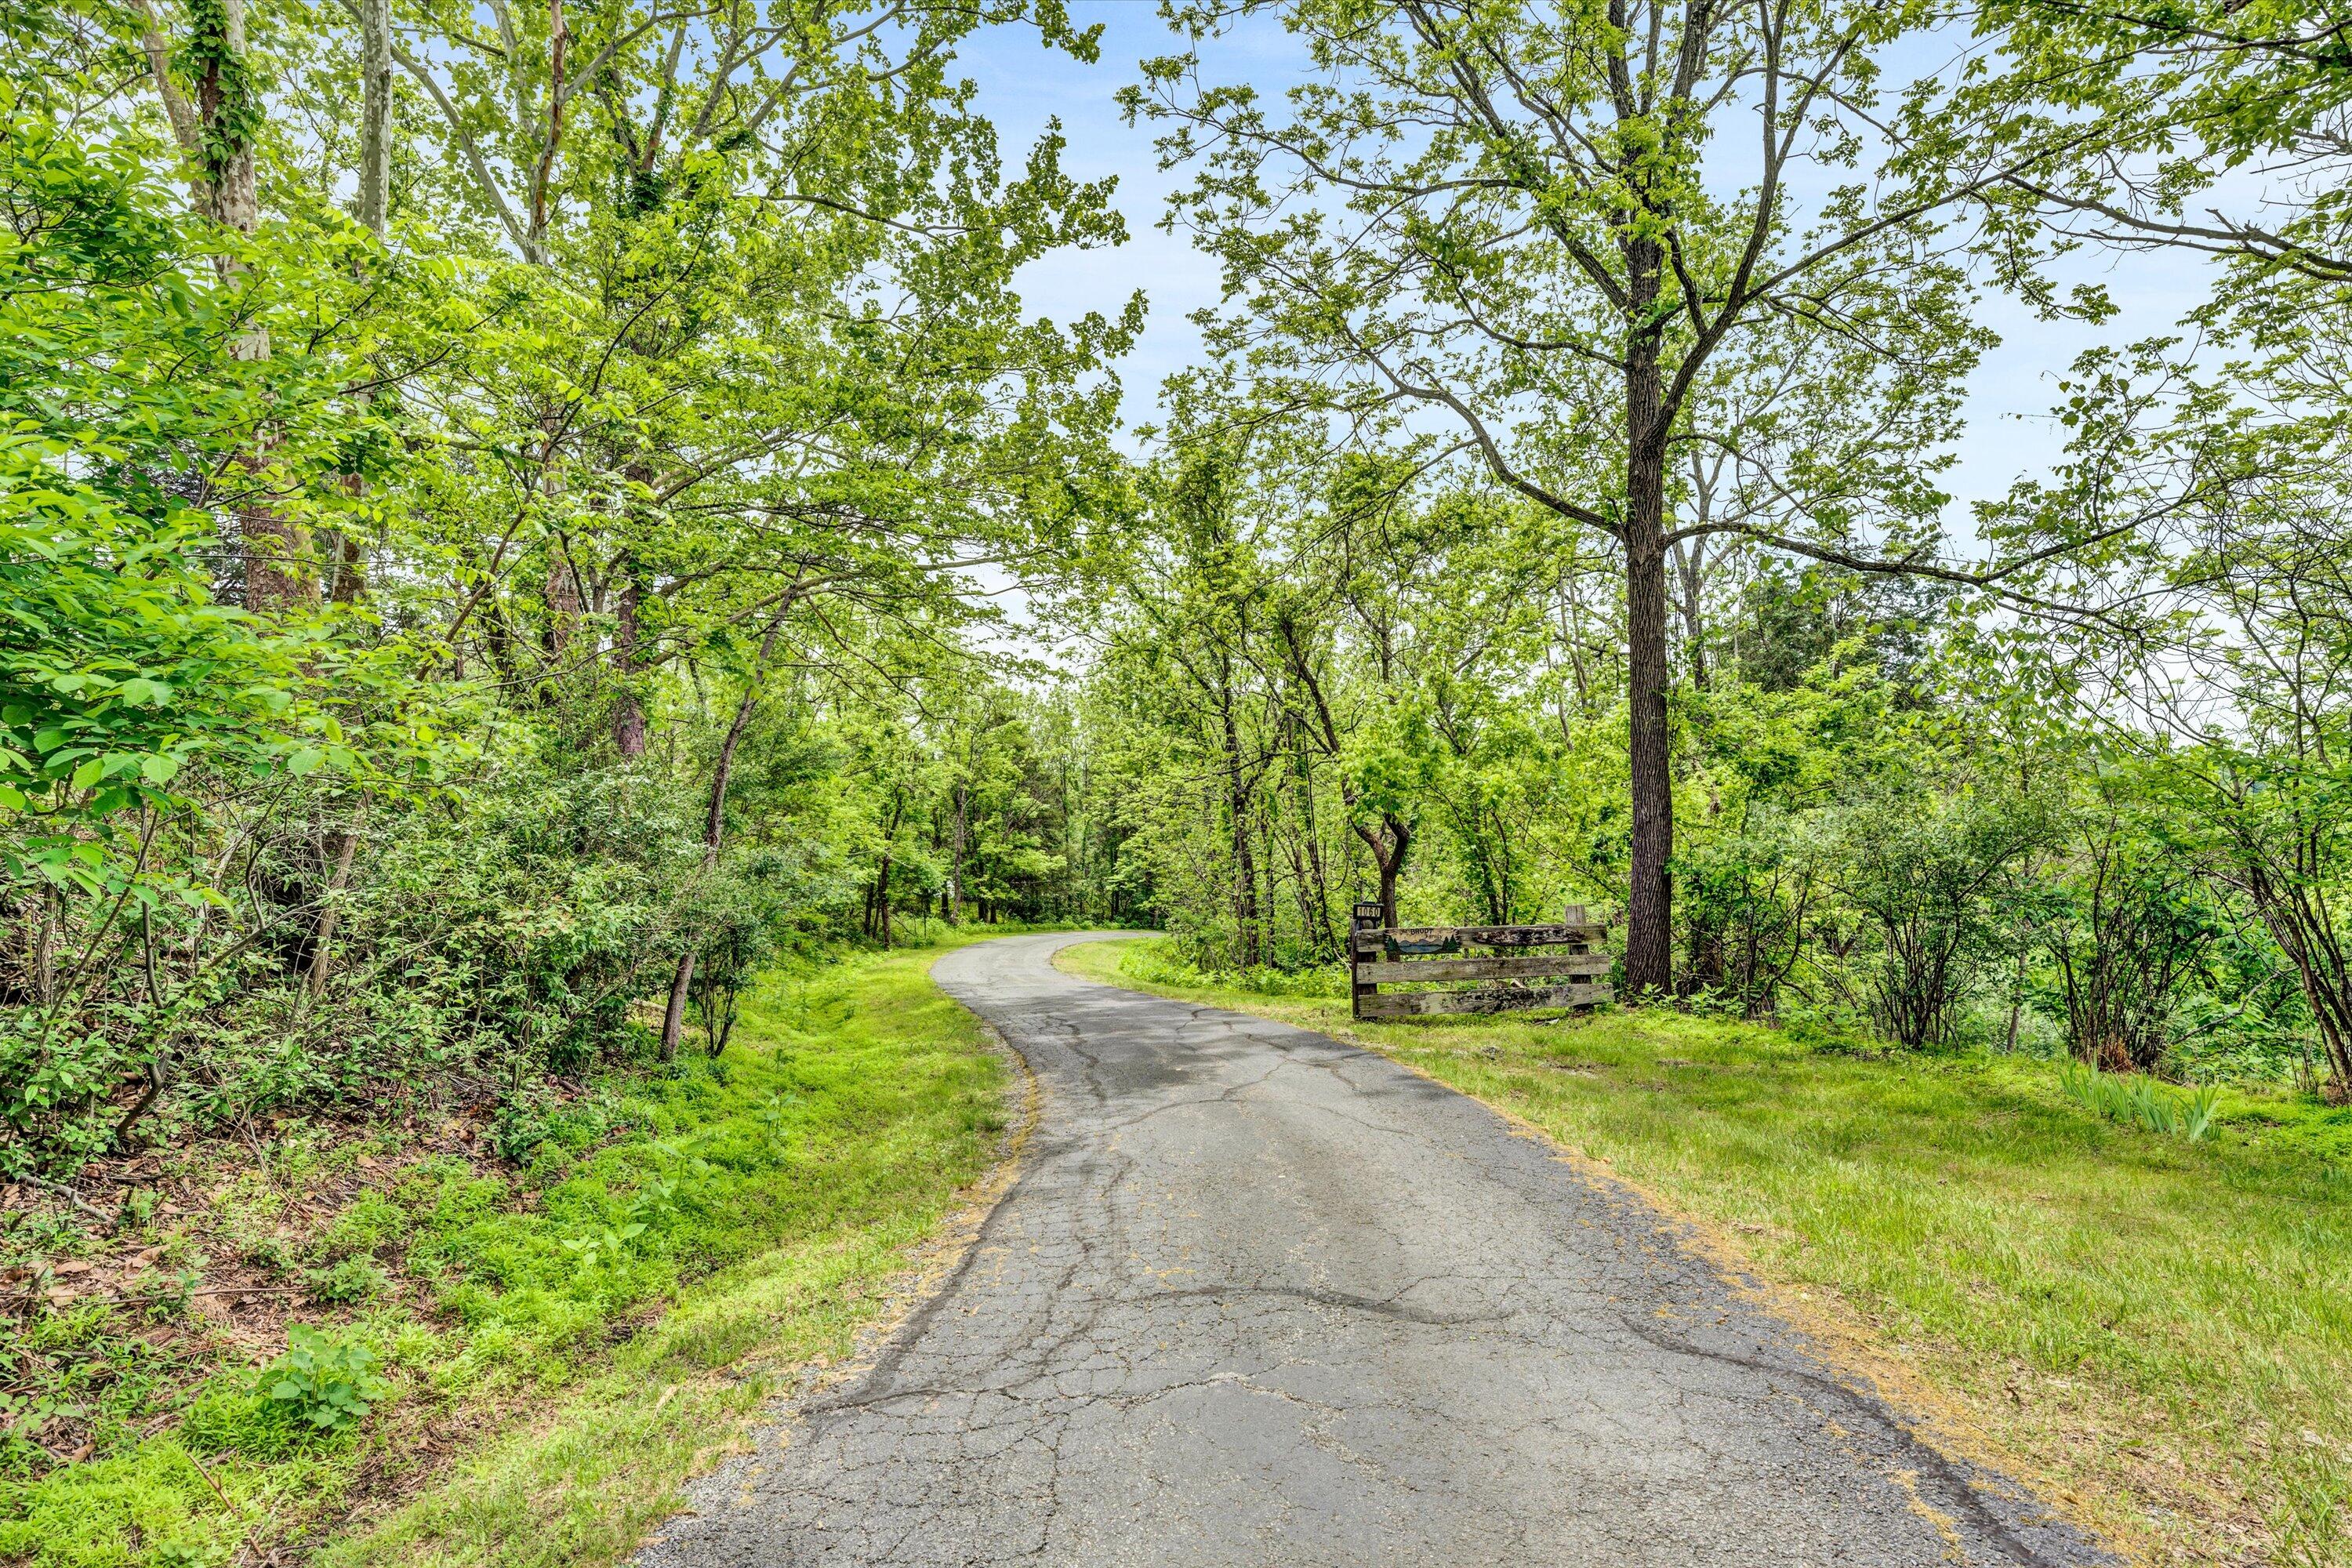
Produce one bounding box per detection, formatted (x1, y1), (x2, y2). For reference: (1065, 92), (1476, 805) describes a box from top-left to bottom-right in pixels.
(256, 1326), (389, 1436)
(1831, 786), (2056, 1050)
(1676, 809), (1824, 1019)
(489, 1086), (623, 1165)
(2038, 786), (2223, 1071)
(0, 1017), (128, 1174)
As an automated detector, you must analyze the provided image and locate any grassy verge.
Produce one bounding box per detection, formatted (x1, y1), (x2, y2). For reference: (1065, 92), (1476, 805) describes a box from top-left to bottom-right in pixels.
(1057, 937), (2352, 1568)
(2, 933), (1021, 1568)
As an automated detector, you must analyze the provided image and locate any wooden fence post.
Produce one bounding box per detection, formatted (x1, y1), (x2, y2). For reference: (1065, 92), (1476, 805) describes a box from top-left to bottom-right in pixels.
(1351, 900), (1383, 1022)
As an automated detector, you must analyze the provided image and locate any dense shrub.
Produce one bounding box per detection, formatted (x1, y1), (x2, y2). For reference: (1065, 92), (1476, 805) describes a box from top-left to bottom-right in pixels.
(2042, 811), (2223, 1070)
(1830, 787), (2053, 1051)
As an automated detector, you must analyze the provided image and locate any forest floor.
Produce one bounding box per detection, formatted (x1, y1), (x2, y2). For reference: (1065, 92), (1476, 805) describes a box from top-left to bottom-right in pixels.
(0, 930), (1028, 1568)
(1054, 938), (2352, 1568)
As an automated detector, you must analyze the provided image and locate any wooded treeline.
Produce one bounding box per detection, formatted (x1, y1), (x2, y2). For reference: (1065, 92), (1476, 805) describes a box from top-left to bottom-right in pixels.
(1081, 430), (2328, 1082)
(1083, 0), (2352, 1090)
(7, 0), (2352, 1177)
(2, 0), (1145, 1173)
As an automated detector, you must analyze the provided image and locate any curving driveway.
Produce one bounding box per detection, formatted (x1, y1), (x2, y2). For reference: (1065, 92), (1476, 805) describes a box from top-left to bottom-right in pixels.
(637, 931), (2106, 1567)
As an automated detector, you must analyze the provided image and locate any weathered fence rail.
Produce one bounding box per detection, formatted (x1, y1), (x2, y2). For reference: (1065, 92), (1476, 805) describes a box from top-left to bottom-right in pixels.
(1349, 902), (1613, 1021)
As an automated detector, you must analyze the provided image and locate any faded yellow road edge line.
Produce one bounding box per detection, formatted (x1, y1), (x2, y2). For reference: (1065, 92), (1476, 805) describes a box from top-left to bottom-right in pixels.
(688, 956), (1046, 1470)
(798, 976), (1045, 1396)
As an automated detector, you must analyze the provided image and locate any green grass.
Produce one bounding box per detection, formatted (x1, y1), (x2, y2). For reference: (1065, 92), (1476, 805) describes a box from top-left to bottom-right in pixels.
(2, 935), (1018, 1568)
(1059, 937), (2352, 1568)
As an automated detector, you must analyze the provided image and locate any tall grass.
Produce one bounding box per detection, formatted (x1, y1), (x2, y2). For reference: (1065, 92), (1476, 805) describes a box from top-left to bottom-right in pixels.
(1109, 936), (1348, 999)
(2057, 1061), (2223, 1142)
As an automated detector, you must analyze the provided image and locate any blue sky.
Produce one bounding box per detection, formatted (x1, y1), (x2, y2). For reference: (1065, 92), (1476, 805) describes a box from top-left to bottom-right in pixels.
(955, 2), (2223, 524)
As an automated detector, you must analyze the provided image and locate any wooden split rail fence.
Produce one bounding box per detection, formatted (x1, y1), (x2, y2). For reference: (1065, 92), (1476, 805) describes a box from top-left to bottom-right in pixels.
(1348, 902), (1613, 1021)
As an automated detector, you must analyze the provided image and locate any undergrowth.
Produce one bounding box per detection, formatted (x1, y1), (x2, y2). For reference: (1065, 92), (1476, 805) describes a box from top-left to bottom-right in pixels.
(0, 936), (1012, 1568)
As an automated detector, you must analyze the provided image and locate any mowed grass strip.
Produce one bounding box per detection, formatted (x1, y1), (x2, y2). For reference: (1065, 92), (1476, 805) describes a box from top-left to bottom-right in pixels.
(1055, 938), (2352, 1568)
(2, 938), (1014, 1568)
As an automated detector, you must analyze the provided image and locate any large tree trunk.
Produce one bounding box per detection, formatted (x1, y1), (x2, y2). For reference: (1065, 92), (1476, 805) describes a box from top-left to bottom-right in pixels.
(1377, 816), (1408, 929)
(1624, 532), (1674, 995)
(1352, 815), (1410, 930)
(133, 0), (202, 203)
(1621, 238), (1675, 998)
(1219, 694), (1261, 967)
(167, 0), (312, 614)
(357, 0), (391, 234)
(612, 557), (647, 757)
(191, 0), (257, 234)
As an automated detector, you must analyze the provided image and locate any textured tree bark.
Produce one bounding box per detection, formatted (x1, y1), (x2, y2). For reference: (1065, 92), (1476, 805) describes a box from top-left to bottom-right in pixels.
(543, 553), (581, 657)
(612, 559), (647, 757)
(1348, 815), (1411, 930)
(1377, 816), (1410, 930)
(1621, 235), (1675, 998)
(132, 0), (202, 203)
(172, 0), (314, 612)
(526, 0), (569, 256)
(191, 0), (256, 233)
(357, 0), (392, 234)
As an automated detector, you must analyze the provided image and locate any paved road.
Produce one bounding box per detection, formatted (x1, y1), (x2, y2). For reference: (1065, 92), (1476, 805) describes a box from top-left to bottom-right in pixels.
(640, 932), (2105, 1567)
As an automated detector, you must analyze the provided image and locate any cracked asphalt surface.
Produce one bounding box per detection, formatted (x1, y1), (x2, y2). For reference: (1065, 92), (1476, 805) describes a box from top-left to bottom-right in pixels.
(637, 931), (2108, 1567)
